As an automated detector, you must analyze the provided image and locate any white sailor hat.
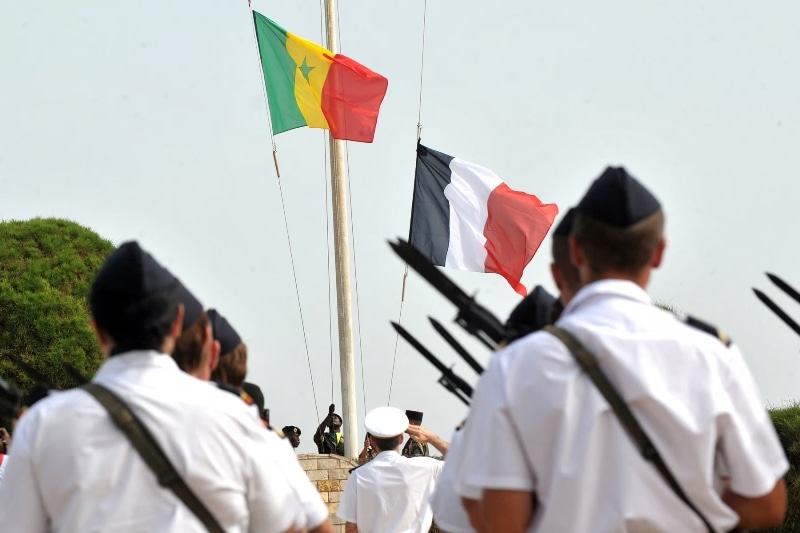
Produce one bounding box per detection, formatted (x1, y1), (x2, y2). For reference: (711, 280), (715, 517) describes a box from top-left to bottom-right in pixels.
(364, 406), (409, 438)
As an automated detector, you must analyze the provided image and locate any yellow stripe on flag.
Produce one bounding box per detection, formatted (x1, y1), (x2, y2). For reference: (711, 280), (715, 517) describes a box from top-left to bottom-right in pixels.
(286, 33), (332, 129)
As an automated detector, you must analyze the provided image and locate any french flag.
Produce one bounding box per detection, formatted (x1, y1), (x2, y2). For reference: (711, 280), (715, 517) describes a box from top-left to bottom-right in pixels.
(409, 144), (559, 296)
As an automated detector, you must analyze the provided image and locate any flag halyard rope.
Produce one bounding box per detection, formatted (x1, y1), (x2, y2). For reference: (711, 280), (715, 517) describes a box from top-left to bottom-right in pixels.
(247, 0), (319, 421)
(389, 0), (428, 404)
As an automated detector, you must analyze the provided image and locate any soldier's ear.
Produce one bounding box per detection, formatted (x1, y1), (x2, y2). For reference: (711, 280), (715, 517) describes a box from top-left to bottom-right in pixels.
(650, 238), (666, 269)
(569, 235), (585, 269)
(209, 339), (221, 372)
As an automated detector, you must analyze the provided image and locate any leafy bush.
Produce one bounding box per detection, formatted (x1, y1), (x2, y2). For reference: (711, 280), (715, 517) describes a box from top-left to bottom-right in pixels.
(0, 218), (113, 398)
(766, 404), (800, 532)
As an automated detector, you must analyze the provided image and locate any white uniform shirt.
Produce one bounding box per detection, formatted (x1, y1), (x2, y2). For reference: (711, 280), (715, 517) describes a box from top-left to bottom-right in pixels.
(337, 449), (444, 533)
(429, 428), (475, 533)
(0, 350), (303, 533)
(456, 280), (789, 532)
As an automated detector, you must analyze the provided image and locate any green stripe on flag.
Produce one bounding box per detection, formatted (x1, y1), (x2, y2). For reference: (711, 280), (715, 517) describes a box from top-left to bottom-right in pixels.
(253, 12), (306, 134)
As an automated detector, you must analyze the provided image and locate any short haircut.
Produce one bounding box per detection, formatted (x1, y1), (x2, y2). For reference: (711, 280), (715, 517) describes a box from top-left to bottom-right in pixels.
(372, 434), (403, 452)
(551, 235), (581, 295)
(573, 210), (664, 275)
(91, 292), (179, 354)
(172, 311), (209, 373)
(211, 342), (248, 388)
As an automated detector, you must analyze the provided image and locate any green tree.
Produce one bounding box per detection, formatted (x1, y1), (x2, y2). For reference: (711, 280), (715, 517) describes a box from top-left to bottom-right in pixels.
(767, 404), (800, 532)
(0, 218), (114, 399)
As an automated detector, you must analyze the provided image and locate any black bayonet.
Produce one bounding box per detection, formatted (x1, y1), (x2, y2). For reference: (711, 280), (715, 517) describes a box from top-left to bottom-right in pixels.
(753, 288), (800, 337)
(767, 273), (800, 306)
(429, 317), (484, 375)
(389, 239), (505, 348)
(391, 321), (474, 399)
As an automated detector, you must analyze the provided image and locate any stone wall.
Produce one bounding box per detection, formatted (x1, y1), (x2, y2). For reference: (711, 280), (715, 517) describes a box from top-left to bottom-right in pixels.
(297, 453), (358, 533)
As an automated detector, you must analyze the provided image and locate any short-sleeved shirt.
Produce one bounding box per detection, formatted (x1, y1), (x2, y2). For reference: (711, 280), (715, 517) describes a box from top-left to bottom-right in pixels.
(316, 432), (345, 456)
(266, 430), (330, 530)
(430, 428), (475, 533)
(0, 350), (303, 533)
(338, 450), (444, 533)
(456, 280), (789, 532)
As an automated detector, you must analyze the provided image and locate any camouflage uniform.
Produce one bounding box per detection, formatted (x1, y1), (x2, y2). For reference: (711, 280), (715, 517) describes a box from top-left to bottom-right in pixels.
(401, 438), (429, 458)
(316, 432), (345, 456)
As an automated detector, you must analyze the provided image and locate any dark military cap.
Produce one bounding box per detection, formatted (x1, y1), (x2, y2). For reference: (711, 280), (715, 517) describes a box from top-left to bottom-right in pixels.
(405, 410), (424, 422)
(282, 425), (302, 436)
(552, 208), (576, 238)
(174, 279), (203, 332)
(505, 285), (557, 342)
(575, 167), (661, 227)
(207, 308), (242, 356)
(89, 241), (178, 316)
(242, 381), (265, 413)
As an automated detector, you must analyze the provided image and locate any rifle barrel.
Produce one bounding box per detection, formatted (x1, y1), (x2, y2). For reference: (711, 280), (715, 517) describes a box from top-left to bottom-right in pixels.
(5, 354), (55, 388)
(389, 239), (471, 308)
(62, 363), (89, 386)
(438, 376), (471, 406)
(389, 238), (505, 347)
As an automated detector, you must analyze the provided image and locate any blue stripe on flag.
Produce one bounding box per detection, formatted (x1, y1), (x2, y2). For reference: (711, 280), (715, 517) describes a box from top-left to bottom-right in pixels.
(409, 144), (453, 266)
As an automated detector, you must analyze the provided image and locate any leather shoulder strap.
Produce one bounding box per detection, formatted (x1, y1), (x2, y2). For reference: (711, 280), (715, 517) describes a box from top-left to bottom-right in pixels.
(82, 383), (224, 533)
(544, 326), (715, 533)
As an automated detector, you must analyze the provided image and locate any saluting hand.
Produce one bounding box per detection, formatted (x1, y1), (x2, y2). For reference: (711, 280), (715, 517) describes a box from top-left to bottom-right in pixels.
(0, 427), (10, 453)
(405, 425), (432, 443)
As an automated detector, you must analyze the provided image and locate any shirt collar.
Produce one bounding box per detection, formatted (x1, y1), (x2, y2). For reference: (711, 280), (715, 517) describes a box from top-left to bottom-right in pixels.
(563, 279), (651, 317)
(375, 450), (401, 459)
(94, 350), (180, 379)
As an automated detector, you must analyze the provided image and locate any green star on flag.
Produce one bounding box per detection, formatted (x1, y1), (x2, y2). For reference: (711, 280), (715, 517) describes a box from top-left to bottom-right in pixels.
(299, 57), (315, 82)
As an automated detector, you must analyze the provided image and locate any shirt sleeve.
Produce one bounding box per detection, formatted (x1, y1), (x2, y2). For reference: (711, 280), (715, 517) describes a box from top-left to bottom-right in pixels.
(718, 345), (789, 497)
(246, 433), (305, 533)
(459, 346), (537, 493)
(270, 435), (330, 529)
(336, 470), (357, 523)
(0, 413), (49, 532)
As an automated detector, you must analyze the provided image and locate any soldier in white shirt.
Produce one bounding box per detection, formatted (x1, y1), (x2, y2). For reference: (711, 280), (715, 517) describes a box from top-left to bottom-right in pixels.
(0, 241), (303, 533)
(338, 406), (444, 533)
(452, 207), (581, 532)
(171, 284), (332, 533)
(456, 168), (789, 532)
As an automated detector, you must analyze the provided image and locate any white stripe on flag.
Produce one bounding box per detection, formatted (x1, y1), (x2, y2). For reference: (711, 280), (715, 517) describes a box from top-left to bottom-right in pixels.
(443, 157), (503, 271)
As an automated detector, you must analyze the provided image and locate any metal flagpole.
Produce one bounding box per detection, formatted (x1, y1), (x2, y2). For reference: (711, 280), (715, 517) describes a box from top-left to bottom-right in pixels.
(323, 0), (358, 459)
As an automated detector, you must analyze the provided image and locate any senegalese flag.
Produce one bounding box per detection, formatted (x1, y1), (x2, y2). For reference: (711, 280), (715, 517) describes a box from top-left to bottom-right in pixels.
(253, 12), (389, 143)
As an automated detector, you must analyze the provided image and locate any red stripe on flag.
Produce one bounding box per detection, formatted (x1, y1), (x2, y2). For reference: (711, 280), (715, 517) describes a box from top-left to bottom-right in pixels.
(483, 183), (559, 296)
(321, 54), (388, 143)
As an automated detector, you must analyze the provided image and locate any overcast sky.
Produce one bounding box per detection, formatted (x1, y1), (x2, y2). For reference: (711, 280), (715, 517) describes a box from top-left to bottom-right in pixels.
(2, 0), (800, 452)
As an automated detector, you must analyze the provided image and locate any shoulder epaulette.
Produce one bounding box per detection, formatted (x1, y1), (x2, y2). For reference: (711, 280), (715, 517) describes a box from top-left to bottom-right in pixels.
(216, 382), (241, 397)
(270, 426), (285, 438)
(239, 391), (255, 406)
(677, 313), (732, 347)
(348, 463), (363, 474)
(216, 382), (261, 412)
